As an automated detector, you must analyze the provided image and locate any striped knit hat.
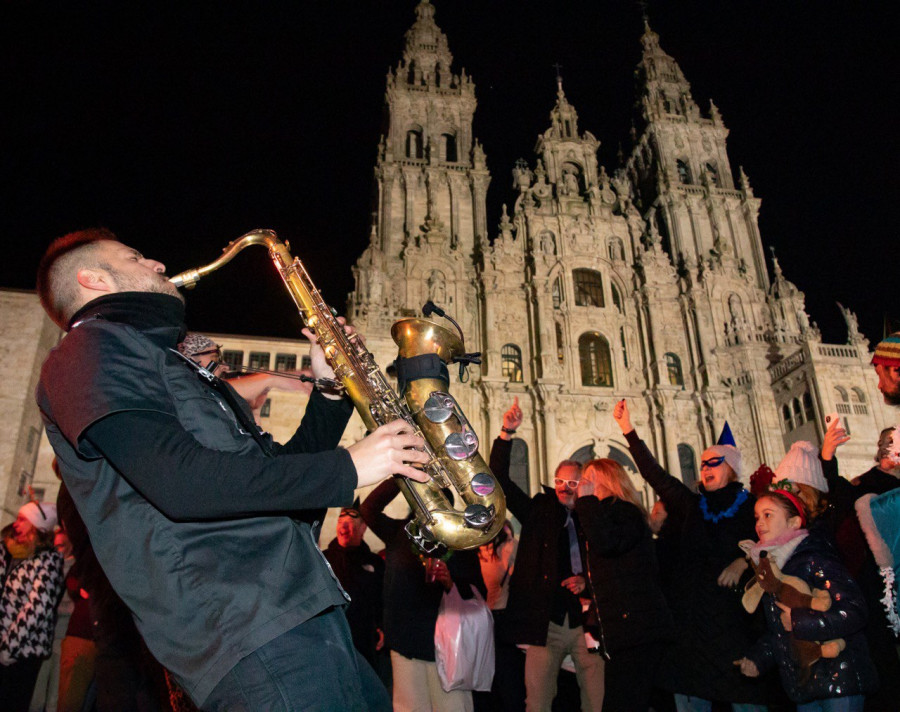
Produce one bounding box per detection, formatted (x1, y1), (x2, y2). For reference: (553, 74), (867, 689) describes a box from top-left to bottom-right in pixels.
(872, 332), (900, 368)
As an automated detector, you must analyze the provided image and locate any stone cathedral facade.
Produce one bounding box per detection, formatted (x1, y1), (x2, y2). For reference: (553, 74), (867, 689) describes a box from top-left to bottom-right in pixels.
(1, 2), (892, 524)
(346, 1), (891, 502)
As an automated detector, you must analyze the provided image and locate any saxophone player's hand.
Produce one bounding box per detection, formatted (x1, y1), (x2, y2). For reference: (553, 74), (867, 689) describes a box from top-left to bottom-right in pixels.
(348, 420), (431, 488)
(302, 319), (355, 400)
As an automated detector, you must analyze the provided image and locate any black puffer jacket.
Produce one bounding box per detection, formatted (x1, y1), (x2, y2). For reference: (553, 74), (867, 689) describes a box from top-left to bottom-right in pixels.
(745, 529), (878, 703)
(574, 495), (675, 653)
(625, 430), (770, 704)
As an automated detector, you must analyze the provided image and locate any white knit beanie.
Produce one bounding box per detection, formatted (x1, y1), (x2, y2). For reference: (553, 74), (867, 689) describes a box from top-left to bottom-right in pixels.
(775, 441), (827, 492)
(18, 501), (58, 532)
(706, 444), (742, 477)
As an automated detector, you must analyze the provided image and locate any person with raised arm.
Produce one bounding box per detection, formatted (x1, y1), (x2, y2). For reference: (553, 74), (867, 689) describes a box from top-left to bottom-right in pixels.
(612, 399), (770, 712)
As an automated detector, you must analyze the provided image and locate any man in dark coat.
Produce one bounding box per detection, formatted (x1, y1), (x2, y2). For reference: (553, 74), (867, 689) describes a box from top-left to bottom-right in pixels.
(34, 228), (430, 711)
(491, 401), (604, 712)
(322, 501), (385, 666)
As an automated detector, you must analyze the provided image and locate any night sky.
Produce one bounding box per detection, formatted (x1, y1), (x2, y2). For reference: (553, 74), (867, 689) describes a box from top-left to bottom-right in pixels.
(3, 1), (896, 345)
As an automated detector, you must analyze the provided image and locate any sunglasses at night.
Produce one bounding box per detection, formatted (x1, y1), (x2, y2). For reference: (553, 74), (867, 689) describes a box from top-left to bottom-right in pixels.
(554, 478), (580, 489)
(700, 456), (726, 469)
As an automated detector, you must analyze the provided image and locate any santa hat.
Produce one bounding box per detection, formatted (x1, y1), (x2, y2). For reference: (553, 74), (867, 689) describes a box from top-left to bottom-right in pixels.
(18, 501), (58, 532)
(872, 332), (900, 368)
(775, 441), (827, 493)
(707, 444), (742, 477)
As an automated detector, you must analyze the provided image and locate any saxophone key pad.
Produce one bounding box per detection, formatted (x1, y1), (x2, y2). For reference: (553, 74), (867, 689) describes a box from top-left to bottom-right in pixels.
(423, 392), (455, 424)
(470, 473), (495, 496)
(444, 427), (479, 460)
(463, 504), (493, 528)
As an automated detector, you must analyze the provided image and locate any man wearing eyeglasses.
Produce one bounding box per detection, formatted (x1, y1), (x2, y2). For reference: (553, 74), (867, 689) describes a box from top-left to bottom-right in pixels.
(490, 398), (604, 712)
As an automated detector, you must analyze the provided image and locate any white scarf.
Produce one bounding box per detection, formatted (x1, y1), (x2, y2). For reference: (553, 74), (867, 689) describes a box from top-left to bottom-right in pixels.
(739, 528), (808, 568)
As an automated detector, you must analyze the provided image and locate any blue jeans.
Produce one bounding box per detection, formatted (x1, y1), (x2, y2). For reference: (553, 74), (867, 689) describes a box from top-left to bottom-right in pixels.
(674, 695), (768, 712)
(203, 607), (391, 712)
(797, 696), (864, 712)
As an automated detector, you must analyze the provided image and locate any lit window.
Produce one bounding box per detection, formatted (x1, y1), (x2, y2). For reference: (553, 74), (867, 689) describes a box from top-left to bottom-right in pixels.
(501, 344), (523, 383)
(222, 350), (244, 368)
(573, 269), (604, 307)
(665, 353), (683, 386)
(579, 333), (613, 387)
(275, 353), (297, 371)
(301, 355), (312, 370)
(249, 352), (270, 370)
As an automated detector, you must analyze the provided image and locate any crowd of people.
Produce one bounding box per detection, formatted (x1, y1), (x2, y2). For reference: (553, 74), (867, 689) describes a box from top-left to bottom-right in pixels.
(1, 227), (899, 712)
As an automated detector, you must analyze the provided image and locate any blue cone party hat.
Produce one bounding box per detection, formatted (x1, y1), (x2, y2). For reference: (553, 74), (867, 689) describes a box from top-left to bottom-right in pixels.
(717, 422), (736, 447)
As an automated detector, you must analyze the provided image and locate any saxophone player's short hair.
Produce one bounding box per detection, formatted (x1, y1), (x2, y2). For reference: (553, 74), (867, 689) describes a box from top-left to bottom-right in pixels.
(37, 227), (117, 329)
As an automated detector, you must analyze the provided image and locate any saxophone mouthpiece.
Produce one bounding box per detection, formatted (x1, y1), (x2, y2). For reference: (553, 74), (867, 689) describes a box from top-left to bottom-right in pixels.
(169, 269), (201, 289)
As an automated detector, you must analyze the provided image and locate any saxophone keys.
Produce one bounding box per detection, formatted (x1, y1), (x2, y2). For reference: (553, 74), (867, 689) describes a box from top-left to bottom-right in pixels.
(470, 472), (495, 496)
(444, 427), (479, 461)
(423, 392), (455, 423)
(463, 504), (494, 529)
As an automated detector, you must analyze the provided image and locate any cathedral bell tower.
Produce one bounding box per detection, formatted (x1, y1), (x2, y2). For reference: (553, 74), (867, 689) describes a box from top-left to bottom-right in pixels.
(626, 22), (768, 292)
(349, 0), (491, 343)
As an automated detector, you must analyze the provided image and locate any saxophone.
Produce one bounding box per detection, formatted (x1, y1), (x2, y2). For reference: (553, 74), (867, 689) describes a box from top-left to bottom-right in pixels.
(170, 229), (505, 551)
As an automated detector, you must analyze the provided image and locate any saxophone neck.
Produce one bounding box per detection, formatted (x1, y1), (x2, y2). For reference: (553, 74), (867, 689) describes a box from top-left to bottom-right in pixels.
(169, 229), (281, 288)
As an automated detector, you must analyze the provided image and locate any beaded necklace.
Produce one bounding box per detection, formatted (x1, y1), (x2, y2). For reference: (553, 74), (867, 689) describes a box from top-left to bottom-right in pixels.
(699, 488), (748, 523)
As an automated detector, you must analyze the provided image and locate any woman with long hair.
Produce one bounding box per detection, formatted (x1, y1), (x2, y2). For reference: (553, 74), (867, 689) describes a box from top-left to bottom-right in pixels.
(575, 458), (674, 711)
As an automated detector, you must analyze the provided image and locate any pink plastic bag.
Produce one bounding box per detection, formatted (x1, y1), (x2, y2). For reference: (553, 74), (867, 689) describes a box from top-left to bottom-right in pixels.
(434, 584), (495, 692)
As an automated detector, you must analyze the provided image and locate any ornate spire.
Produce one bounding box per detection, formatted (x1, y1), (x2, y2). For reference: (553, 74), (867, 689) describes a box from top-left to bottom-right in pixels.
(635, 21), (700, 123)
(547, 73), (580, 140)
(400, 0), (454, 87)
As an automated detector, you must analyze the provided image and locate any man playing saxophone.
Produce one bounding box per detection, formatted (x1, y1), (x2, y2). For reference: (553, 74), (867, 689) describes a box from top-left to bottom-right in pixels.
(34, 228), (430, 711)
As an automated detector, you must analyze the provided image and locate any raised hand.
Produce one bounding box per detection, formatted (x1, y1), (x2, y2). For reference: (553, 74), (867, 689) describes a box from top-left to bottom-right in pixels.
(500, 397), (524, 440)
(613, 399), (633, 434)
(348, 420), (431, 488)
(821, 417), (850, 461)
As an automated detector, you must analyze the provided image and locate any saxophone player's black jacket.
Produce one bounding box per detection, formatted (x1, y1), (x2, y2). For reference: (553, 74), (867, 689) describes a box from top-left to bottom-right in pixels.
(36, 291), (356, 705)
